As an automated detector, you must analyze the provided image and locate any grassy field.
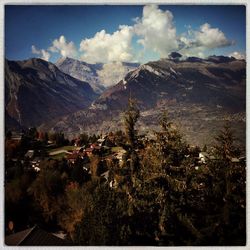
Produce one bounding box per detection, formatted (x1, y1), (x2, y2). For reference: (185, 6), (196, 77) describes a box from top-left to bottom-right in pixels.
(50, 152), (67, 160)
(111, 146), (123, 153)
(48, 145), (79, 154)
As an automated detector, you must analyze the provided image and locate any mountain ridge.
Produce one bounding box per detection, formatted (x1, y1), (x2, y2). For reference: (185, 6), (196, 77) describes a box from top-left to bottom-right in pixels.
(5, 58), (98, 129)
(44, 55), (246, 147)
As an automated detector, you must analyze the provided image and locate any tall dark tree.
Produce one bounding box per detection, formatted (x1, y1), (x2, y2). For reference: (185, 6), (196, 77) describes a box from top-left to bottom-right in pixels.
(123, 98), (140, 150)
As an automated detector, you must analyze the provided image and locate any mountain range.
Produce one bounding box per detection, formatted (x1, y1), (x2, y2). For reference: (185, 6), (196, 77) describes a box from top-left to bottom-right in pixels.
(5, 55), (246, 147)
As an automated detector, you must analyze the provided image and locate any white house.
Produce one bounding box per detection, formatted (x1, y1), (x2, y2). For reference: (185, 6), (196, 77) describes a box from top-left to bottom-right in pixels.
(199, 152), (210, 163)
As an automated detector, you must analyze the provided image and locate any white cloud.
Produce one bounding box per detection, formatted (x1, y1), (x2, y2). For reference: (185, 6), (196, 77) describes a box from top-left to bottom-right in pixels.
(49, 35), (77, 58)
(79, 25), (134, 63)
(178, 22), (233, 57)
(31, 45), (51, 61)
(228, 51), (245, 60)
(134, 5), (178, 58)
(97, 62), (137, 87)
(40, 50), (51, 61)
(31, 45), (40, 54)
(132, 5), (233, 60)
(194, 23), (233, 49)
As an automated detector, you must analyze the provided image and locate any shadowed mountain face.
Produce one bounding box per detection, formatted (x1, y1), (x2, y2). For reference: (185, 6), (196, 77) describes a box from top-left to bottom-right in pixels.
(45, 56), (245, 147)
(5, 58), (98, 129)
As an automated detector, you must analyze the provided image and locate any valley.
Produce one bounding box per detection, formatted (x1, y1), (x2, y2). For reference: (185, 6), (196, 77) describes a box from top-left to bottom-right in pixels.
(5, 55), (246, 148)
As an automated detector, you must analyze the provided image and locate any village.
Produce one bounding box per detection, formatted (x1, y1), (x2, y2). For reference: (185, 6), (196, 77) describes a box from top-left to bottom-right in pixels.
(5, 128), (246, 190)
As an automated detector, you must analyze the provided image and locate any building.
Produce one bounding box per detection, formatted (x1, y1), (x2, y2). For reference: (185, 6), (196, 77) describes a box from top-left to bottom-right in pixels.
(67, 153), (78, 164)
(31, 157), (41, 172)
(5, 225), (69, 246)
(25, 150), (35, 159)
(199, 152), (210, 163)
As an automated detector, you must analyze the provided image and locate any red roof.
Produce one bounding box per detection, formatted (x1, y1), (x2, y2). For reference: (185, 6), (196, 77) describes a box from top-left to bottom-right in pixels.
(67, 154), (78, 160)
(85, 148), (94, 153)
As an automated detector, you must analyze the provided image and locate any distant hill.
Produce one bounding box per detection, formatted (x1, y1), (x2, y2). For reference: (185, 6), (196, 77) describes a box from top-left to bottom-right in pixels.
(5, 58), (97, 129)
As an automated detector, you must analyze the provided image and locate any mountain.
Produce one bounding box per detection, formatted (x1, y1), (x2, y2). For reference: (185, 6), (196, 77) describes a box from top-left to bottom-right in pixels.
(5, 58), (98, 129)
(55, 57), (139, 93)
(92, 56), (245, 112)
(55, 57), (105, 94)
(45, 56), (246, 147)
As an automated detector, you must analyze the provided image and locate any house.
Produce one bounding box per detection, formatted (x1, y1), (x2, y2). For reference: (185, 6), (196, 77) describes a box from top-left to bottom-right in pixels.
(115, 148), (127, 166)
(5, 225), (69, 246)
(199, 152), (210, 163)
(25, 150), (34, 159)
(97, 137), (106, 147)
(11, 133), (22, 141)
(67, 153), (78, 164)
(31, 157), (41, 172)
(85, 145), (101, 156)
(231, 157), (240, 163)
(90, 144), (101, 150)
(101, 170), (110, 182)
(85, 147), (94, 157)
(239, 156), (246, 163)
(74, 138), (81, 147)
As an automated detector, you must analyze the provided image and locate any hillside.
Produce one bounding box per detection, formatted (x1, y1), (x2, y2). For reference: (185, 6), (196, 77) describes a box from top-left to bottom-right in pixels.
(5, 58), (98, 129)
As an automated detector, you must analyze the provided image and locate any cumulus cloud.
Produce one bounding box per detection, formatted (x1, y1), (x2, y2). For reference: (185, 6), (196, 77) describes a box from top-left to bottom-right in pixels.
(194, 23), (233, 49)
(134, 5), (178, 58)
(79, 25), (134, 63)
(132, 5), (233, 60)
(31, 45), (51, 61)
(31, 45), (40, 54)
(49, 35), (77, 58)
(228, 51), (246, 60)
(178, 22), (233, 57)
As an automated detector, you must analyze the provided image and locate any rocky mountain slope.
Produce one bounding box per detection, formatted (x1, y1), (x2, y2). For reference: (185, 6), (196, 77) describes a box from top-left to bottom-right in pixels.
(46, 56), (246, 147)
(55, 57), (139, 93)
(92, 56), (245, 112)
(5, 58), (97, 129)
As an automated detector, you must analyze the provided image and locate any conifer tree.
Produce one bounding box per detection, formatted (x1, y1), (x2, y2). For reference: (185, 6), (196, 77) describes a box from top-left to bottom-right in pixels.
(123, 98), (140, 150)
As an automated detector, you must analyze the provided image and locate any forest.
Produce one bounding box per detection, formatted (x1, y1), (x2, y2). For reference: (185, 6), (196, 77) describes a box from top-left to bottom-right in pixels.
(5, 99), (246, 246)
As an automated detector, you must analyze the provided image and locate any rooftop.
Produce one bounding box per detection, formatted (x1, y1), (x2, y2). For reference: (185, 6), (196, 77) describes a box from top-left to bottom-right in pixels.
(5, 225), (69, 246)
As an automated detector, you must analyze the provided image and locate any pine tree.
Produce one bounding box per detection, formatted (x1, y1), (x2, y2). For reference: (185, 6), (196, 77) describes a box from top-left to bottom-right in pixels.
(123, 98), (140, 188)
(123, 98), (140, 150)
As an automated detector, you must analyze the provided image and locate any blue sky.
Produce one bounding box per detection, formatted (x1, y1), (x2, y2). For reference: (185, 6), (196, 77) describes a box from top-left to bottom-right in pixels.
(5, 5), (246, 63)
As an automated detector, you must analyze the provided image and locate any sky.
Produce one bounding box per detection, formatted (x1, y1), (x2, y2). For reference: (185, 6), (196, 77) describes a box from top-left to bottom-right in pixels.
(5, 5), (246, 63)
